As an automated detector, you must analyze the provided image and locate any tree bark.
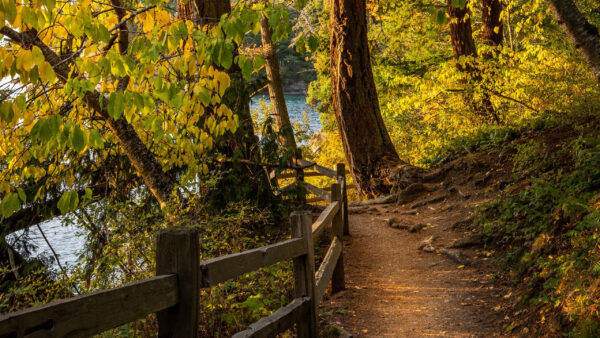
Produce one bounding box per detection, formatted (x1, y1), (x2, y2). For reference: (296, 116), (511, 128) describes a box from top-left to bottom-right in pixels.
(329, 0), (404, 197)
(447, 1), (499, 123)
(481, 0), (503, 47)
(546, 0), (600, 84)
(448, 1), (478, 64)
(177, 0), (230, 23)
(260, 13), (297, 150)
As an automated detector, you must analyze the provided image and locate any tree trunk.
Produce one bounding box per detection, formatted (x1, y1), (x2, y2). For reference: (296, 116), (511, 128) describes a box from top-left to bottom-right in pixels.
(481, 0), (503, 47)
(546, 0), (600, 84)
(447, 1), (499, 123)
(329, 0), (404, 197)
(177, 0), (230, 23)
(260, 13), (297, 150)
(448, 1), (477, 64)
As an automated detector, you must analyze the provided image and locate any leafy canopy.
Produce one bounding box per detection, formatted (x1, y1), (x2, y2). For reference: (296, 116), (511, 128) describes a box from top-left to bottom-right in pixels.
(0, 0), (287, 217)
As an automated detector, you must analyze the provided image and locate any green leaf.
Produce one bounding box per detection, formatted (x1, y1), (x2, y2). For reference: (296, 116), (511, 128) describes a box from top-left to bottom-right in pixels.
(57, 191), (79, 214)
(84, 187), (93, 201)
(307, 35), (319, 53)
(88, 129), (104, 149)
(1, 194), (20, 217)
(107, 92), (125, 119)
(436, 9), (447, 25)
(3, 1), (17, 24)
(294, 0), (307, 10)
(253, 56), (266, 71)
(31, 46), (45, 66)
(70, 124), (87, 152)
(97, 24), (110, 43)
(238, 56), (253, 80)
(0, 102), (13, 123)
(17, 188), (26, 202)
(451, 0), (466, 9)
(197, 87), (211, 107)
(31, 116), (61, 142)
(215, 40), (235, 69)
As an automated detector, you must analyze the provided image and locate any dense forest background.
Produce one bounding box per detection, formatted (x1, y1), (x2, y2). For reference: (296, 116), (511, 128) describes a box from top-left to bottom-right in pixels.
(2, 0), (600, 336)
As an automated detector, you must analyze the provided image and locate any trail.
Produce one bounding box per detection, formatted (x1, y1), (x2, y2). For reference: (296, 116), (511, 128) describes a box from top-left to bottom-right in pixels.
(319, 155), (511, 337)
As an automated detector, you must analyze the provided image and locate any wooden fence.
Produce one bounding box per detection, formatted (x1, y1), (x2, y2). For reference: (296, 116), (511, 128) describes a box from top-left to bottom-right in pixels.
(0, 159), (350, 338)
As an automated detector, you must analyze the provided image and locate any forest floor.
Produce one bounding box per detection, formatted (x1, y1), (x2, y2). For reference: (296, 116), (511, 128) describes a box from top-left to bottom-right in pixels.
(318, 153), (518, 337)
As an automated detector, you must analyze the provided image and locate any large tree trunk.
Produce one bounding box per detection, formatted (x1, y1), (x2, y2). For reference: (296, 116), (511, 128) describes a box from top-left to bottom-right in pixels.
(447, 0), (499, 123)
(329, 0), (404, 197)
(448, 1), (478, 65)
(481, 0), (503, 47)
(260, 13), (297, 150)
(546, 0), (600, 85)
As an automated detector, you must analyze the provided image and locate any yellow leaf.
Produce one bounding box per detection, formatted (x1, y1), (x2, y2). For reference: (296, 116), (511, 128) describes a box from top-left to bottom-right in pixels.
(18, 49), (35, 71)
(39, 61), (56, 82)
(214, 71), (230, 97)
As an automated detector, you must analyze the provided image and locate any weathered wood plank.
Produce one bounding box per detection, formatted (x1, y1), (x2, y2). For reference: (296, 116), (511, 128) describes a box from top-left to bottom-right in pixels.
(324, 183), (355, 191)
(305, 182), (332, 202)
(156, 227), (200, 338)
(306, 197), (324, 204)
(311, 201), (340, 242)
(330, 183), (346, 293)
(199, 238), (307, 287)
(291, 211), (318, 337)
(0, 275), (178, 338)
(278, 182), (297, 194)
(296, 158), (337, 178)
(231, 297), (309, 338)
(276, 171), (324, 179)
(315, 237), (343, 304)
(337, 163), (350, 236)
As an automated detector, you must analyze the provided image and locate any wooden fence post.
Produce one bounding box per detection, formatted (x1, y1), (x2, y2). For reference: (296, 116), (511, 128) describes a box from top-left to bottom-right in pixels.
(330, 183), (345, 293)
(336, 163), (349, 235)
(291, 211), (317, 337)
(295, 149), (306, 205)
(156, 227), (200, 338)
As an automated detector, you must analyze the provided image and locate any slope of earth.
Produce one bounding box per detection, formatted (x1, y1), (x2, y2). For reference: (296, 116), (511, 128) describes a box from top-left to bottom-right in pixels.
(318, 153), (516, 337)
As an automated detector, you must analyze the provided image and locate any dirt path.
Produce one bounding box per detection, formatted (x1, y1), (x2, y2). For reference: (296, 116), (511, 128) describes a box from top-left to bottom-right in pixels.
(319, 156), (512, 337)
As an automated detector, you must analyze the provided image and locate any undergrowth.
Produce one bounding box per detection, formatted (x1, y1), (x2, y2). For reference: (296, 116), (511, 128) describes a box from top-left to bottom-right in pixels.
(462, 114), (600, 336)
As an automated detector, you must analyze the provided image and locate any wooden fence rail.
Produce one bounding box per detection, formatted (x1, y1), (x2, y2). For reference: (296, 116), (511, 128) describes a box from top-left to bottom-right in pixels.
(0, 159), (349, 338)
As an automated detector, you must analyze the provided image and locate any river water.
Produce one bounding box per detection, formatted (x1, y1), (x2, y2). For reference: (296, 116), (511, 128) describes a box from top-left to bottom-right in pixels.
(8, 94), (319, 270)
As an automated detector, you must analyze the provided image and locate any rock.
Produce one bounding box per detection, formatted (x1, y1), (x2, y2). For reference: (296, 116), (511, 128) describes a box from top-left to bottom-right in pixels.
(387, 218), (426, 232)
(392, 165), (426, 190)
(419, 236), (436, 252)
(386, 217), (400, 227)
(439, 248), (471, 265)
(397, 183), (429, 205)
(324, 324), (353, 338)
(450, 233), (484, 248)
(350, 194), (396, 207)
